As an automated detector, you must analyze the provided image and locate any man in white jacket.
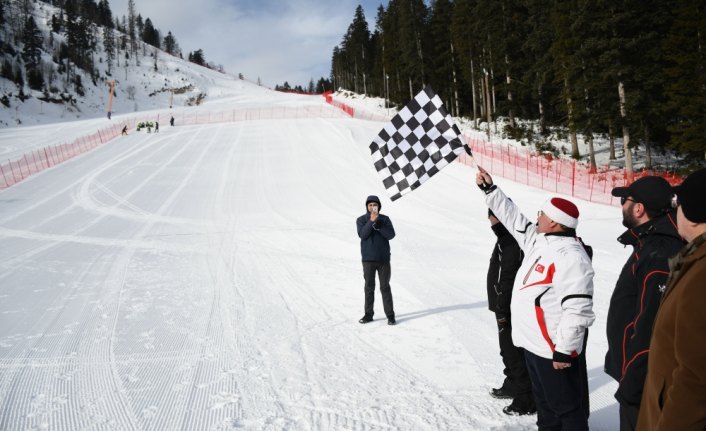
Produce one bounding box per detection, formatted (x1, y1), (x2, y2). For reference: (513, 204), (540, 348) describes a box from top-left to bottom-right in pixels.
(476, 167), (595, 431)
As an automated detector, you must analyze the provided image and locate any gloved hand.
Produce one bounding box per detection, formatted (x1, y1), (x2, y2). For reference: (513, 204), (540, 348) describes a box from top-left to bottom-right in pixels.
(475, 167), (496, 194)
(496, 314), (509, 329)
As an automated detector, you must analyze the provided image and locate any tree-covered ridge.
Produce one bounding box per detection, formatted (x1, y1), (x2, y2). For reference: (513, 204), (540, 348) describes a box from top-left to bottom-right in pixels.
(332, 0), (706, 166)
(0, 0), (219, 103)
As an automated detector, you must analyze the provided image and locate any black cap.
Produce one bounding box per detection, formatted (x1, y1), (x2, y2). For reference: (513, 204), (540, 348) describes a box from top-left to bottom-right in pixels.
(673, 168), (706, 223)
(611, 176), (673, 210)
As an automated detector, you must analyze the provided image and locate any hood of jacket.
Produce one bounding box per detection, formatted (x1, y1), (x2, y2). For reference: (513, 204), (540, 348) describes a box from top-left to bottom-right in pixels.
(365, 195), (381, 212)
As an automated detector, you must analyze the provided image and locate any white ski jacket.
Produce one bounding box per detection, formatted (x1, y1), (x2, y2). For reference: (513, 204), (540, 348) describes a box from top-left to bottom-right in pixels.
(486, 187), (595, 360)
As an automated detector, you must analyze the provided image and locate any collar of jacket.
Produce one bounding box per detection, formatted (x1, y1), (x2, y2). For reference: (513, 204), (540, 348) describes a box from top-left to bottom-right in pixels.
(666, 232), (706, 288)
(617, 210), (680, 247)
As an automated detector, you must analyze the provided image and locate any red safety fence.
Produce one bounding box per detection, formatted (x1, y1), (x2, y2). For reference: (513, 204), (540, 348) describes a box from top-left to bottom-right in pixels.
(0, 119), (136, 190)
(328, 95), (683, 207)
(0, 104), (349, 190)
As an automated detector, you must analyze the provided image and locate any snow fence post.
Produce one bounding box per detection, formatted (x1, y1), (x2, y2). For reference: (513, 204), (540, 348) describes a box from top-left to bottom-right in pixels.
(572, 159), (576, 197)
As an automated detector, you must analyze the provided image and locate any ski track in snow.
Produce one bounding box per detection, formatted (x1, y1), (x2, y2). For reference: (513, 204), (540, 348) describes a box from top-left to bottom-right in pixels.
(0, 93), (622, 429)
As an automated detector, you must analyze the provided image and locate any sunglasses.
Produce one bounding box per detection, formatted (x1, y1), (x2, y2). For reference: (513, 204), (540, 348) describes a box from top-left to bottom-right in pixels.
(620, 196), (636, 205)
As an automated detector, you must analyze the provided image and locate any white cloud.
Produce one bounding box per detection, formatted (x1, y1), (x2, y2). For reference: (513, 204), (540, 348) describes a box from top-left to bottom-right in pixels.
(108, 0), (385, 87)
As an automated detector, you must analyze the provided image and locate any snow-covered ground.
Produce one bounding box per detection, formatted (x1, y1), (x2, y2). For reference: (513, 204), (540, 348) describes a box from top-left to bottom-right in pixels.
(0, 80), (629, 430)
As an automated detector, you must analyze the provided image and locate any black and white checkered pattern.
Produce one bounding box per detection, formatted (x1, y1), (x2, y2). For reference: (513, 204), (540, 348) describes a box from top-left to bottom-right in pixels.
(370, 86), (471, 201)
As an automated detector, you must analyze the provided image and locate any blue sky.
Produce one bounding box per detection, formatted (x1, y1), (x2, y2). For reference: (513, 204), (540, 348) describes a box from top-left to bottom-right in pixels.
(109, 0), (389, 88)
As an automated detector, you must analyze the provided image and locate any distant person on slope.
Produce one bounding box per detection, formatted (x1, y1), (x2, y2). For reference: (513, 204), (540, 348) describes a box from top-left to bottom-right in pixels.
(356, 195), (396, 325)
(155, 121), (159, 133)
(476, 166), (595, 431)
(121, 125), (128, 135)
(604, 176), (683, 431)
(486, 208), (536, 416)
(170, 116), (175, 127)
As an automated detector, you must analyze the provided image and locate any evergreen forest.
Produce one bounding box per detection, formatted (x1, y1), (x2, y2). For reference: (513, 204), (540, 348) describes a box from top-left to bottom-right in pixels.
(331, 1), (706, 168)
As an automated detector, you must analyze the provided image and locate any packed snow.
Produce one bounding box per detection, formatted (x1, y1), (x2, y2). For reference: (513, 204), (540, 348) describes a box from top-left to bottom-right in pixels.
(0, 79), (630, 430)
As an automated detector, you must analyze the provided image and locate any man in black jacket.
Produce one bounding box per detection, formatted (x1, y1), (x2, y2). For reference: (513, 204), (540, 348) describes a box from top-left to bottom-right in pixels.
(486, 209), (536, 416)
(356, 195), (397, 325)
(605, 176), (684, 430)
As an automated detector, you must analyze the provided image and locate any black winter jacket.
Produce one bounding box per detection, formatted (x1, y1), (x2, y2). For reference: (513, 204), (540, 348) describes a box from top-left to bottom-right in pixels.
(486, 223), (523, 316)
(356, 196), (395, 262)
(604, 210), (684, 407)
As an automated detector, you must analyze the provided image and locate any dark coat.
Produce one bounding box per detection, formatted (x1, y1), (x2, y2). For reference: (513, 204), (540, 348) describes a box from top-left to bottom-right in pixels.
(637, 233), (706, 431)
(356, 195), (395, 262)
(486, 223), (523, 316)
(604, 211), (683, 407)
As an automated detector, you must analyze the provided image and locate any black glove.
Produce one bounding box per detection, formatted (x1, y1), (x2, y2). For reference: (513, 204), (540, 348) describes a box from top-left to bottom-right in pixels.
(552, 351), (574, 364)
(477, 181), (497, 195)
(495, 312), (509, 328)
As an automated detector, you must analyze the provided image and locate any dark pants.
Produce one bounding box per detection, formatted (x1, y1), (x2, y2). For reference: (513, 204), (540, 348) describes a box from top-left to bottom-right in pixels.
(362, 261), (394, 318)
(619, 403), (639, 431)
(524, 350), (590, 431)
(496, 313), (533, 398)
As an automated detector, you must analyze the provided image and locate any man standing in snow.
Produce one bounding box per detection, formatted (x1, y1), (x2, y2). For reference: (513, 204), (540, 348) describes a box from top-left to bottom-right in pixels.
(476, 167), (594, 430)
(356, 195), (396, 325)
(486, 209), (536, 416)
(604, 176), (683, 431)
(637, 167), (706, 431)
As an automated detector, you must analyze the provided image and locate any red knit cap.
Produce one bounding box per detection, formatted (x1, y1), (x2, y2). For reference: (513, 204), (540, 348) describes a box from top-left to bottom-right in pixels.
(542, 197), (580, 228)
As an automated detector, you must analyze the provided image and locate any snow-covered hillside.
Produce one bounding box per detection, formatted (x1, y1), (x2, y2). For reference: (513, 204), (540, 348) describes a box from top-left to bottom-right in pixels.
(0, 1), (259, 128)
(0, 72), (629, 430)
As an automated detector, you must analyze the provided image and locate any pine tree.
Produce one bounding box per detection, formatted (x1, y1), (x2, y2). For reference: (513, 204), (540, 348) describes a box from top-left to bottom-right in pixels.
(22, 16), (44, 91)
(127, 0), (137, 59)
(142, 17), (160, 48)
(163, 31), (176, 55)
(395, 0), (428, 100)
(662, 0), (706, 159)
(427, 0), (454, 112)
(450, 0), (483, 122)
(97, 0), (112, 28)
(22, 16), (43, 67)
(103, 25), (115, 73)
(339, 5), (371, 94)
(189, 49), (205, 66)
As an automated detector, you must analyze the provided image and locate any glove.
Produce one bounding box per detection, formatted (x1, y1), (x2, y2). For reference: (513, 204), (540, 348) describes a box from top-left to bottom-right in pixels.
(552, 351), (574, 364)
(477, 181), (497, 195)
(495, 313), (509, 328)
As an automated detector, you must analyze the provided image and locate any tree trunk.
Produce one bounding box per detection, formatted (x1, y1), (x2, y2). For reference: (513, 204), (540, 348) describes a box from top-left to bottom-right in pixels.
(564, 76), (580, 159)
(643, 120), (653, 169)
(587, 134), (597, 172)
(484, 69), (492, 141)
(505, 54), (515, 128)
(537, 76), (546, 134)
(618, 81), (634, 181)
(608, 120), (616, 160)
(470, 54), (478, 128)
(451, 42), (460, 118)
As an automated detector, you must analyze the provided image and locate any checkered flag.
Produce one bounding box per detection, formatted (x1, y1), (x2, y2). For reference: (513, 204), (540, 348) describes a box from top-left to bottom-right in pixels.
(370, 86), (472, 201)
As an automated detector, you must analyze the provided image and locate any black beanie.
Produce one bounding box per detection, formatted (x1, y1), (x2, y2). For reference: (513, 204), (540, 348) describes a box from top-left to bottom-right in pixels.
(673, 168), (706, 223)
